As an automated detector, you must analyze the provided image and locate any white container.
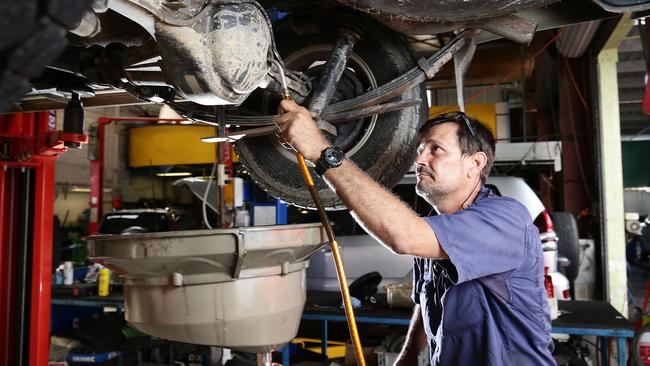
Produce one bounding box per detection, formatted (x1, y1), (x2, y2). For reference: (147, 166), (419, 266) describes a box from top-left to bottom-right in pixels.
(86, 223), (326, 353)
(235, 208), (250, 227)
(63, 261), (74, 285)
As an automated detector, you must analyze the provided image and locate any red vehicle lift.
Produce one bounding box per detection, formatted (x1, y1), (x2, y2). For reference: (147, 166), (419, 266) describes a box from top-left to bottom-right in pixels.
(0, 111), (86, 366)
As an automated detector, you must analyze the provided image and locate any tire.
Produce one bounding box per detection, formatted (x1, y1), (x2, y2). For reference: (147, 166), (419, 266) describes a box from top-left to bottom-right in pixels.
(550, 212), (581, 282)
(0, 0), (92, 113)
(633, 323), (650, 366)
(235, 15), (428, 209)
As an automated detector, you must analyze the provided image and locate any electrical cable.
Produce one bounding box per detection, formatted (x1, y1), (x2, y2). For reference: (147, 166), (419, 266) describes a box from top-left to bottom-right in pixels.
(459, 177), (481, 211)
(563, 56), (589, 110)
(202, 160), (218, 229)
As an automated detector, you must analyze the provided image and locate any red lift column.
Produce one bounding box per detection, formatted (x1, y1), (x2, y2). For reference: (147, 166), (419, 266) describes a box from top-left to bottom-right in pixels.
(0, 111), (86, 366)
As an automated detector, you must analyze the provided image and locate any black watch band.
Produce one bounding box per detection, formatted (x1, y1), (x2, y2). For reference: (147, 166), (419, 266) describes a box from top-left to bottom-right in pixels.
(315, 146), (345, 176)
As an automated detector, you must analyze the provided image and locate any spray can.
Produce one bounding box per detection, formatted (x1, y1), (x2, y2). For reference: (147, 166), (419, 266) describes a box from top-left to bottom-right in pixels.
(63, 261), (74, 285)
(98, 268), (110, 297)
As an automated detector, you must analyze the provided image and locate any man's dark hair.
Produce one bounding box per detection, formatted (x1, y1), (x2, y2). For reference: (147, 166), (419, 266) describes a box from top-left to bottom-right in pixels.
(418, 112), (495, 184)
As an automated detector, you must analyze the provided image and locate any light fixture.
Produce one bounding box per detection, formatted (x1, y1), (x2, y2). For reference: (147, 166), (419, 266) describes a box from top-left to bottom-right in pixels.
(156, 172), (192, 177)
(70, 186), (91, 193)
(201, 135), (245, 143)
(625, 187), (650, 193)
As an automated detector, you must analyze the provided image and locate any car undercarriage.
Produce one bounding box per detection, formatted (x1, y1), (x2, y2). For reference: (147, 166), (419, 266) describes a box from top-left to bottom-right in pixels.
(2, 0), (649, 207)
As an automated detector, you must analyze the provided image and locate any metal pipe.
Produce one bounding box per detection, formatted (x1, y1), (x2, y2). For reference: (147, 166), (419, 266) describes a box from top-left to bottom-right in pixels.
(520, 46), (527, 141)
(306, 32), (359, 118)
(2, 168), (16, 365)
(480, 15), (537, 46)
(217, 109), (228, 229)
(15, 168), (31, 365)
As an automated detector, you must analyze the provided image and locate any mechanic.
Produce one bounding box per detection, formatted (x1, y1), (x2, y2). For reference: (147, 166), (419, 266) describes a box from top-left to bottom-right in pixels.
(275, 100), (554, 365)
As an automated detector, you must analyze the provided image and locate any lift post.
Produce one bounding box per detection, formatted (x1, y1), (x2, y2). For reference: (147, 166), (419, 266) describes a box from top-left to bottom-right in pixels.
(0, 111), (87, 366)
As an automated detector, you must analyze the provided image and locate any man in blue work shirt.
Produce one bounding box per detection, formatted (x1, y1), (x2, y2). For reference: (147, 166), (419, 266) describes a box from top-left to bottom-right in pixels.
(275, 101), (554, 365)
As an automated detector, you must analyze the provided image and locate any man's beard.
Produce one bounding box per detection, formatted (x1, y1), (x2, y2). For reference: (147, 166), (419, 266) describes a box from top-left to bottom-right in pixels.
(415, 166), (447, 203)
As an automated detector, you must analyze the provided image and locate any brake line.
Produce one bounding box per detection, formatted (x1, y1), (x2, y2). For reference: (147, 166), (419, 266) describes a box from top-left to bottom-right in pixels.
(274, 61), (366, 366)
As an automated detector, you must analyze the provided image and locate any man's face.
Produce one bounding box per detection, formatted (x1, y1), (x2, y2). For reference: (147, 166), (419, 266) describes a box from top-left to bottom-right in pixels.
(415, 122), (469, 204)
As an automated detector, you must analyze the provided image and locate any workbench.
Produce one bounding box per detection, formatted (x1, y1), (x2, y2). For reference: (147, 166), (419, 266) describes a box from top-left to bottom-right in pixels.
(300, 299), (635, 366)
(552, 300), (635, 366)
(51, 295), (635, 366)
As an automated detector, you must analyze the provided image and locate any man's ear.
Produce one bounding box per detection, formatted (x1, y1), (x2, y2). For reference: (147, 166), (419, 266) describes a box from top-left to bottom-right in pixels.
(469, 152), (488, 178)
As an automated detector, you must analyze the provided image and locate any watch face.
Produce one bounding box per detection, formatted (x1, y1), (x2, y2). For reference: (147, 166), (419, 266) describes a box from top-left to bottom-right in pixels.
(325, 147), (344, 165)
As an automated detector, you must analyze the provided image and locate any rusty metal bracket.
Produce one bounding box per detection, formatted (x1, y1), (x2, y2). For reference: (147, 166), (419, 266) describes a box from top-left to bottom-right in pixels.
(417, 57), (438, 79)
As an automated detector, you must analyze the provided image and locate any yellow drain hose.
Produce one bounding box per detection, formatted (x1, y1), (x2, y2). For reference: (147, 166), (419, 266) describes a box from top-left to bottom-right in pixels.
(278, 77), (365, 364)
(295, 151), (366, 366)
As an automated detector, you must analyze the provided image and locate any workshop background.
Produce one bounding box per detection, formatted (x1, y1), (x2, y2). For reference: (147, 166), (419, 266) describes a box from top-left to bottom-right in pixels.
(5, 1), (650, 366)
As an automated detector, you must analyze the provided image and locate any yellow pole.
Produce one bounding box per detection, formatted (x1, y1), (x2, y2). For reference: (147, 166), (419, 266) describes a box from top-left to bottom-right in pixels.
(295, 153), (365, 366)
(281, 89), (365, 365)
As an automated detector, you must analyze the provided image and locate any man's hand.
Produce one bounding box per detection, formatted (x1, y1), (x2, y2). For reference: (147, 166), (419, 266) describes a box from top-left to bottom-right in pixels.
(276, 99), (331, 162)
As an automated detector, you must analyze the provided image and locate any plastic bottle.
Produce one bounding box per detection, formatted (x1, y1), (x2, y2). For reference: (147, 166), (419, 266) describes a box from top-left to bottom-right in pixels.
(98, 268), (110, 297)
(63, 261), (74, 285)
(54, 269), (63, 285)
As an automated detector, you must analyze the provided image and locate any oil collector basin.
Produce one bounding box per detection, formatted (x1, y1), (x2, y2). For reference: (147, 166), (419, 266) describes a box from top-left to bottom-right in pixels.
(86, 223), (326, 353)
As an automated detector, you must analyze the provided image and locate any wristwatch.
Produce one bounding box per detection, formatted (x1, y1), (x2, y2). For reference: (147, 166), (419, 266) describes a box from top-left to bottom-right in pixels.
(315, 146), (345, 176)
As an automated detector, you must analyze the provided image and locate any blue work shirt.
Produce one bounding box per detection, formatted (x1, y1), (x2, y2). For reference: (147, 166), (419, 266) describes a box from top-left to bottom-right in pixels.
(412, 187), (554, 365)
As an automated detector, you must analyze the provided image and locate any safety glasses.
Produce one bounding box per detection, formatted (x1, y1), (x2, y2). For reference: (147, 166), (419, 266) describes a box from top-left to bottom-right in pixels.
(425, 111), (478, 141)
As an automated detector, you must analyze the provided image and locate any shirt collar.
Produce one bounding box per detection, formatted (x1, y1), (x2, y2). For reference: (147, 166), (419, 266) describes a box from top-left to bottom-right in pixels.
(468, 185), (492, 207)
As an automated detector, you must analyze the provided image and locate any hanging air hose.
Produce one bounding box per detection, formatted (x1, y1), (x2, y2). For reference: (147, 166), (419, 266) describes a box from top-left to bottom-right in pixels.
(273, 60), (366, 366)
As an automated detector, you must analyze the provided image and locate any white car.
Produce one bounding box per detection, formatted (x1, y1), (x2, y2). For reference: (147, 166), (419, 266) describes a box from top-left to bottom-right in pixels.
(307, 176), (574, 303)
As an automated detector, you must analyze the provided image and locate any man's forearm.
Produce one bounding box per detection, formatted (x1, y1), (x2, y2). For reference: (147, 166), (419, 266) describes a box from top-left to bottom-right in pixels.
(395, 305), (427, 365)
(274, 99), (445, 258)
(323, 159), (445, 258)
